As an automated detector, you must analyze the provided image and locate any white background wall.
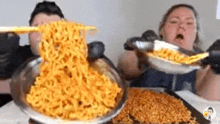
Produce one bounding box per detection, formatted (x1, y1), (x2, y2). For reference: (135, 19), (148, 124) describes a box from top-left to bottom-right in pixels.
(1, 0), (220, 66)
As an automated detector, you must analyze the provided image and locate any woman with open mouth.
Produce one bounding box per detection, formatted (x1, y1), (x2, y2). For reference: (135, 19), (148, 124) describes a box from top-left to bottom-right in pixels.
(118, 3), (220, 101)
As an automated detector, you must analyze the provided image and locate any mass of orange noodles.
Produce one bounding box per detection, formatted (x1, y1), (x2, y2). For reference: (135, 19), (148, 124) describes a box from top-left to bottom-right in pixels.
(148, 48), (208, 64)
(26, 20), (121, 120)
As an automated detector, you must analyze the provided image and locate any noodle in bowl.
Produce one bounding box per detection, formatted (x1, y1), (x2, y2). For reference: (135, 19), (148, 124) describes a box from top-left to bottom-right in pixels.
(10, 57), (127, 124)
(10, 20), (127, 124)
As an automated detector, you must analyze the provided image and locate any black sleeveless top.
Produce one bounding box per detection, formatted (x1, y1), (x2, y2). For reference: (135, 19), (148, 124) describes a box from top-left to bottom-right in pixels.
(130, 69), (197, 93)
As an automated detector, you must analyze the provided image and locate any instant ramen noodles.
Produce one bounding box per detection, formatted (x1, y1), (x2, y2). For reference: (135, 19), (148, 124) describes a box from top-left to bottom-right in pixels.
(26, 20), (121, 120)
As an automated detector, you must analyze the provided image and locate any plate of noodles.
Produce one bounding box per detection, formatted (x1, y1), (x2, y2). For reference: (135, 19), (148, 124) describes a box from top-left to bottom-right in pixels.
(132, 40), (206, 74)
(10, 20), (127, 124)
(108, 87), (210, 124)
(146, 49), (202, 74)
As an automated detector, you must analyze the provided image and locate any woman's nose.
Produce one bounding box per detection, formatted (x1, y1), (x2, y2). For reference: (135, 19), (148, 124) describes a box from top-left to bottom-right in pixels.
(178, 21), (186, 29)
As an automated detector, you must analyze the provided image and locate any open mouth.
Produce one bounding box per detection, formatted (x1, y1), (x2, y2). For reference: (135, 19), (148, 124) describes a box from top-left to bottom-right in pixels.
(175, 34), (184, 40)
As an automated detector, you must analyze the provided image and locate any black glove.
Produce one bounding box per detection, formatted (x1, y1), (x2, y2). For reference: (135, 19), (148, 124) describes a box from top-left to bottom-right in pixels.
(206, 39), (220, 74)
(124, 30), (158, 51)
(124, 37), (145, 50)
(88, 41), (117, 69)
(139, 30), (159, 69)
(124, 30), (159, 71)
(141, 29), (159, 42)
(87, 41), (119, 81)
(88, 41), (105, 59)
(0, 33), (20, 78)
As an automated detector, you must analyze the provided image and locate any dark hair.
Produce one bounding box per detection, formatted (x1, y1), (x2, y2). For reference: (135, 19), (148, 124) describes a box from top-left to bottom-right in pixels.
(158, 4), (200, 48)
(29, 1), (65, 25)
(208, 107), (213, 112)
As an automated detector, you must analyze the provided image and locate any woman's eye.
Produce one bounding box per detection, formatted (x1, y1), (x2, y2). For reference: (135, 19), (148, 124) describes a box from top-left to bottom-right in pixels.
(169, 21), (178, 24)
(186, 22), (194, 25)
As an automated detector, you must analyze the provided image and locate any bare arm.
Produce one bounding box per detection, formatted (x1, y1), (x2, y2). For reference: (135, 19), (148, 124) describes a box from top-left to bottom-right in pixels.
(117, 51), (142, 80)
(196, 66), (220, 100)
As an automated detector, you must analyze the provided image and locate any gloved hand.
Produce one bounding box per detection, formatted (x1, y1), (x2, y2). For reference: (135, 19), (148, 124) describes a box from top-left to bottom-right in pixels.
(88, 41), (117, 69)
(0, 33), (20, 78)
(124, 30), (159, 50)
(87, 41), (119, 81)
(124, 37), (145, 50)
(88, 41), (105, 59)
(206, 39), (220, 74)
(141, 29), (159, 41)
(124, 30), (159, 71)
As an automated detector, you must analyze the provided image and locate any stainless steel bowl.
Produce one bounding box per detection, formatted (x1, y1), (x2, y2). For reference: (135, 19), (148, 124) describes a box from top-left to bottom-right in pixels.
(10, 57), (127, 124)
(146, 53), (201, 74)
(132, 40), (202, 74)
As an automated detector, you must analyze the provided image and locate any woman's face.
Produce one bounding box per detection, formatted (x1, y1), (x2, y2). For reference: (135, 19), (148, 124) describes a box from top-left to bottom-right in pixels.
(160, 7), (197, 50)
(29, 13), (62, 55)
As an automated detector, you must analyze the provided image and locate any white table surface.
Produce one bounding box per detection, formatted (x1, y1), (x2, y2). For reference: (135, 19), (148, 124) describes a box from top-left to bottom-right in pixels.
(0, 91), (219, 124)
(176, 91), (220, 124)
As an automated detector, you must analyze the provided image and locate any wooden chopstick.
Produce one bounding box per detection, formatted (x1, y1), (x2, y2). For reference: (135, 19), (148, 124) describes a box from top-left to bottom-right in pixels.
(0, 26), (97, 34)
(0, 26), (39, 34)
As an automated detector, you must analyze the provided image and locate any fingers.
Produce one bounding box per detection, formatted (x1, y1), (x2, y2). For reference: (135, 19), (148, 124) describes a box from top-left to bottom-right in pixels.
(124, 29), (158, 51)
(124, 37), (144, 50)
(141, 30), (159, 41)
